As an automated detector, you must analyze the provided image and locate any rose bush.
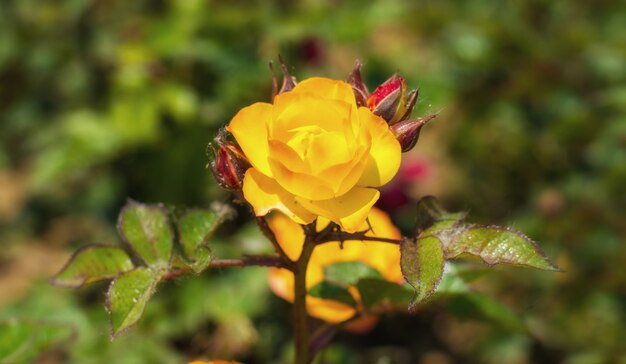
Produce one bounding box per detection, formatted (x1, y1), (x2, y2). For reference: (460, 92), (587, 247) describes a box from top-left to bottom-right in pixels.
(267, 207), (403, 324)
(226, 77), (401, 232)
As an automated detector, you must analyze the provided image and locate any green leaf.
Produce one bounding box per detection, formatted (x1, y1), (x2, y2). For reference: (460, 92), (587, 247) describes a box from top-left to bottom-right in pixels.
(51, 244), (134, 287)
(400, 236), (445, 311)
(106, 267), (161, 338)
(308, 281), (357, 307)
(445, 225), (559, 271)
(117, 200), (173, 267)
(178, 204), (234, 273)
(413, 196), (466, 236)
(448, 293), (526, 333)
(323, 261), (383, 286)
(0, 320), (73, 364)
(356, 278), (413, 309)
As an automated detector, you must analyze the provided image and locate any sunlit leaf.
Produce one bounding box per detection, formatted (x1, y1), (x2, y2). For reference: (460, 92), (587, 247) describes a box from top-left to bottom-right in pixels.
(400, 236), (445, 311)
(52, 244), (134, 288)
(106, 267), (161, 338)
(118, 200), (173, 267)
(356, 278), (413, 309)
(445, 225), (559, 271)
(324, 261), (383, 286)
(308, 281), (357, 307)
(178, 204), (234, 273)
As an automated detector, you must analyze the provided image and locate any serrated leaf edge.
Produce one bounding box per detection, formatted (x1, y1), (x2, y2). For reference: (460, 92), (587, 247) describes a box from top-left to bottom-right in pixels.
(116, 199), (174, 268)
(444, 224), (561, 271)
(50, 243), (134, 288)
(104, 267), (161, 339)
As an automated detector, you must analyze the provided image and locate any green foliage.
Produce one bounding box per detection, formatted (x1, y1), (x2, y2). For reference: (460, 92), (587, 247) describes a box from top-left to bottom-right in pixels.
(0, 319), (73, 364)
(356, 279), (413, 310)
(51, 200), (231, 340)
(445, 226), (560, 271)
(309, 282), (357, 307)
(118, 201), (173, 267)
(323, 261), (383, 286)
(52, 245), (134, 288)
(106, 267), (161, 338)
(400, 236), (446, 310)
(178, 205), (234, 273)
(400, 197), (557, 310)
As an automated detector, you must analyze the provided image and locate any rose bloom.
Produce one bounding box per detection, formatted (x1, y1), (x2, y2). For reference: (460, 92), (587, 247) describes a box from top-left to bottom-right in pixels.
(268, 207), (403, 324)
(226, 78), (401, 232)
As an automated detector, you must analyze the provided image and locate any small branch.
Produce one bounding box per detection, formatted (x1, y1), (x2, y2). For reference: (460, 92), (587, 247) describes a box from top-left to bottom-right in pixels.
(162, 255), (288, 280)
(315, 231), (402, 245)
(309, 314), (363, 357)
(293, 234), (316, 364)
(255, 216), (295, 268)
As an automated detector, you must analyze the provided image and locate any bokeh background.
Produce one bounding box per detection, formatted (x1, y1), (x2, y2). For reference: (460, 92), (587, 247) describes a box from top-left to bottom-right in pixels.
(1, 0), (625, 363)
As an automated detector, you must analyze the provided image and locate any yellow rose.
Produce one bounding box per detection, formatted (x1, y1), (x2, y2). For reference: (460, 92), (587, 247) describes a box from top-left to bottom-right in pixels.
(267, 207), (403, 324)
(226, 77), (401, 232)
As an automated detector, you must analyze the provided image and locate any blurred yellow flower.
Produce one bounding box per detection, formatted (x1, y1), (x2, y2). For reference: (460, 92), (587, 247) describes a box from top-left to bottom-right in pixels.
(267, 207), (403, 324)
(227, 77), (401, 232)
(188, 361), (241, 364)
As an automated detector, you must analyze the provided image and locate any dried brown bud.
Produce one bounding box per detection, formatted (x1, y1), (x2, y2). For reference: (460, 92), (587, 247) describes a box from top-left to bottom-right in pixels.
(270, 56), (297, 101)
(209, 131), (251, 191)
(346, 60), (369, 107)
(390, 114), (437, 152)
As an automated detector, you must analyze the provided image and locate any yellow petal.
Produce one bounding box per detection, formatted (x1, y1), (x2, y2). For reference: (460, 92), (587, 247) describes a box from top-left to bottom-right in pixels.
(272, 92), (353, 135)
(226, 102), (273, 176)
(267, 212), (305, 262)
(296, 187), (380, 233)
(242, 168), (316, 224)
(268, 267), (294, 301)
(289, 77), (356, 105)
(267, 156), (336, 200)
(356, 107), (401, 187)
(268, 267), (356, 323)
(306, 297), (357, 323)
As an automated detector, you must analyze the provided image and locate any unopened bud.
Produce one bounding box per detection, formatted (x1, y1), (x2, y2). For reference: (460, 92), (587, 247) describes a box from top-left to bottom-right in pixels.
(390, 114), (437, 152)
(346, 60), (369, 107)
(367, 74), (419, 125)
(209, 132), (250, 191)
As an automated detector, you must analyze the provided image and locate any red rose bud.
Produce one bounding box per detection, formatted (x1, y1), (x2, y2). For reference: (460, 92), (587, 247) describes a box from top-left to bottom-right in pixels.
(209, 133), (250, 191)
(346, 60), (369, 107)
(390, 114), (437, 152)
(367, 74), (419, 125)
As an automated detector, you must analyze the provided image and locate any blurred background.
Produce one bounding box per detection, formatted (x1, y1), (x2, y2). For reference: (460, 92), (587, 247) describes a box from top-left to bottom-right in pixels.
(1, 0), (625, 363)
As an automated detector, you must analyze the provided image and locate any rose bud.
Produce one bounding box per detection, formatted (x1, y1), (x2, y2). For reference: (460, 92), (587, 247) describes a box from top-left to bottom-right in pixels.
(367, 74), (419, 125)
(209, 132), (251, 191)
(346, 60), (369, 107)
(390, 114), (437, 152)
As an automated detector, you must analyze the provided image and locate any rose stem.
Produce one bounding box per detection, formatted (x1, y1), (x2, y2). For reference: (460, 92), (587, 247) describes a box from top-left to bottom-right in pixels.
(293, 227), (317, 364)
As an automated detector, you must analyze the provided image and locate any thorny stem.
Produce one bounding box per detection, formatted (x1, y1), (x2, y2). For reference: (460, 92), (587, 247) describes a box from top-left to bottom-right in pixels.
(162, 256), (288, 279)
(315, 231), (402, 245)
(255, 216), (294, 267)
(294, 227), (317, 364)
